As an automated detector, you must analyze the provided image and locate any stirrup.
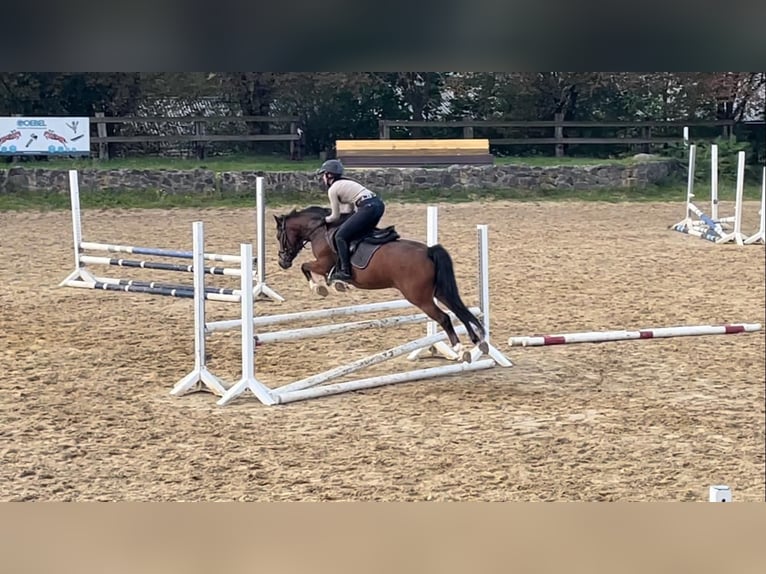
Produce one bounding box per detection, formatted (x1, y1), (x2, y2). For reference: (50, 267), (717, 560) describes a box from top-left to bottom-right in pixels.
(329, 267), (352, 283)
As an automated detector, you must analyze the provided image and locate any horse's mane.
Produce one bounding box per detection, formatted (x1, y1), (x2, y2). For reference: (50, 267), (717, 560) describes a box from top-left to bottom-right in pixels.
(287, 205), (350, 226)
(300, 206), (332, 218)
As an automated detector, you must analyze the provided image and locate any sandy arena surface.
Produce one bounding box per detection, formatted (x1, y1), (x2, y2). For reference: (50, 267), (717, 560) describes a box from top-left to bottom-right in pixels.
(1, 199), (764, 501)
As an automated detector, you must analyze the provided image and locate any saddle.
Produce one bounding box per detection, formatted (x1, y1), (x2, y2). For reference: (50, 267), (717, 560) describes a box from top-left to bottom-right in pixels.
(327, 226), (400, 269)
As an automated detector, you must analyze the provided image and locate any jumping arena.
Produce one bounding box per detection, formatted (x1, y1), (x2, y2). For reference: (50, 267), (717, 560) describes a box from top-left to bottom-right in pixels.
(1, 154), (764, 501)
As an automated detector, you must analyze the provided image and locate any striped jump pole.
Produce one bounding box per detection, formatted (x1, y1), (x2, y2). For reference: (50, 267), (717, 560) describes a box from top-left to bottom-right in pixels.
(60, 170), (284, 302)
(508, 323), (762, 348)
(77, 255), (249, 277)
(62, 277), (241, 303)
(83, 277), (240, 296)
(78, 241), (246, 263)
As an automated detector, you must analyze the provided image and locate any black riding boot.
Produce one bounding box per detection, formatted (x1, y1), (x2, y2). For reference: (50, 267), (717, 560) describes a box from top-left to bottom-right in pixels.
(332, 236), (353, 282)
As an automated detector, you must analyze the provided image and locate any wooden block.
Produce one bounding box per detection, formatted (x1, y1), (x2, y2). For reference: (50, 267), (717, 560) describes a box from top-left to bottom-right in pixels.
(339, 154), (495, 167)
(336, 139), (490, 152)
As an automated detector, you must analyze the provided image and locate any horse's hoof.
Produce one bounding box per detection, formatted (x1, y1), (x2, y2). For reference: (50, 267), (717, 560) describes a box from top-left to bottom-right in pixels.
(461, 350), (473, 364)
(334, 282), (348, 292)
(313, 285), (329, 297)
(478, 341), (489, 354)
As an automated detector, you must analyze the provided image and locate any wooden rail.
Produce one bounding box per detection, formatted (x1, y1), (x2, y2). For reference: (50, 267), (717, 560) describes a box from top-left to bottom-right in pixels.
(378, 116), (736, 157)
(92, 113), (302, 160)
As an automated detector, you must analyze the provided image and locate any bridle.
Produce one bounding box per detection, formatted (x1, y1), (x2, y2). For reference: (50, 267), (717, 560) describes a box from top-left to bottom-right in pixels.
(277, 214), (327, 265)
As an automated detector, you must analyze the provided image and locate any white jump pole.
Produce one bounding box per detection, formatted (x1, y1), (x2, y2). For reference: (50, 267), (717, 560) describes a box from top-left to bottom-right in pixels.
(252, 176), (284, 302)
(206, 299), (414, 334)
(716, 151), (747, 245)
(711, 144), (719, 223)
(471, 224), (512, 366)
(216, 242), (277, 406)
(60, 170), (97, 285)
(744, 166), (765, 245)
(255, 307), (481, 345)
(273, 328), (471, 395)
(709, 144), (736, 228)
(170, 222), (228, 397)
(275, 359), (497, 405)
(408, 205), (461, 361)
(508, 323), (762, 347)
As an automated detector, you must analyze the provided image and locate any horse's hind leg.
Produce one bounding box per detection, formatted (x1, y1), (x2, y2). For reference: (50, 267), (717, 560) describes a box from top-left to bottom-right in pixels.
(409, 296), (474, 363)
(434, 293), (487, 353)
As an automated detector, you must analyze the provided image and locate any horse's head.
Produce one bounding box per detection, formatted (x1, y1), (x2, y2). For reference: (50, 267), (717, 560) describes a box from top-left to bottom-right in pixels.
(274, 206), (330, 269)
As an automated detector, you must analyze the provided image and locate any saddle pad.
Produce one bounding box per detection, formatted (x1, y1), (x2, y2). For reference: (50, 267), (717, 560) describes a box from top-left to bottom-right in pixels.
(350, 241), (383, 270)
(326, 226), (400, 270)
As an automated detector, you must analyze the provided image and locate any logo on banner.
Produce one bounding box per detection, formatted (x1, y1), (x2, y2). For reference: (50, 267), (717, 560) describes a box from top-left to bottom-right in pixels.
(1, 116), (89, 155)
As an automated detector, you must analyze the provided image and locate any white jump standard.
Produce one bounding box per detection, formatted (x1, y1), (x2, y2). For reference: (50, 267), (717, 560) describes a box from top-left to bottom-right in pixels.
(60, 170), (284, 302)
(743, 166), (765, 245)
(508, 323), (762, 347)
(671, 146), (749, 245)
(172, 217), (512, 406)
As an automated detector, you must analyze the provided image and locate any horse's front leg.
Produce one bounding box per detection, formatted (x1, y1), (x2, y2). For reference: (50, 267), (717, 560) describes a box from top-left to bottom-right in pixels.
(301, 260), (331, 297)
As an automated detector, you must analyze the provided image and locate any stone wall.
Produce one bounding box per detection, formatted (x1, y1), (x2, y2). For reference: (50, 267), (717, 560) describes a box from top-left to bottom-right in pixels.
(0, 158), (676, 195)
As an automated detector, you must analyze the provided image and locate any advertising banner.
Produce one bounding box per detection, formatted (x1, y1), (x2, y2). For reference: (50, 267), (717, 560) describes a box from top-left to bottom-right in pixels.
(0, 117), (90, 155)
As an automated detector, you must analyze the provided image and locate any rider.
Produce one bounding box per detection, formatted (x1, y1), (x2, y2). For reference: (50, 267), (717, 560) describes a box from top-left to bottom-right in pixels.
(318, 158), (385, 282)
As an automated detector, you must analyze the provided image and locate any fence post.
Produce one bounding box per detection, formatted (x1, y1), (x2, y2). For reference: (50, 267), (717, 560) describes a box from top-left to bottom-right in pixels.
(194, 118), (207, 160)
(642, 126), (651, 153)
(463, 125), (474, 138)
(554, 112), (565, 157)
(95, 112), (109, 160)
(379, 120), (390, 139)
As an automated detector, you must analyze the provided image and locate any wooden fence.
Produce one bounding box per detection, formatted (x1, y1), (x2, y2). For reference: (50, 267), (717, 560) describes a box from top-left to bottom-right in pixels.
(92, 113), (303, 160)
(378, 114), (737, 157)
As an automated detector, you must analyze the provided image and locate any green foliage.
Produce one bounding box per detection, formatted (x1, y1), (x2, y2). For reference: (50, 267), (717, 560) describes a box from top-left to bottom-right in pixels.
(1, 72), (763, 160)
(659, 137), (757, 182)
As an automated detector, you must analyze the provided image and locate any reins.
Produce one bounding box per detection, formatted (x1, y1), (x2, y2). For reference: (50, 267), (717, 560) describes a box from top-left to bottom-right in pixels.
(280, 214), (328, 260)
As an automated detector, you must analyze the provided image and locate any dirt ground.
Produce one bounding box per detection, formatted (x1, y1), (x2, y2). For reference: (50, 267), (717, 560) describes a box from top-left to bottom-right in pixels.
(1, 199), (764, 501)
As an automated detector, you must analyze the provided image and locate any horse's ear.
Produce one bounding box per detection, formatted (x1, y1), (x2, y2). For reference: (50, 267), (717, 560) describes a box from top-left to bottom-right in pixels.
(274, 215), (283, 224)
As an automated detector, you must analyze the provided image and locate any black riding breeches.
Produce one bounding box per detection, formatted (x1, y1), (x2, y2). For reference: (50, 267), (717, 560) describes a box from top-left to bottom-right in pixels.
(334, 197), (385, 265)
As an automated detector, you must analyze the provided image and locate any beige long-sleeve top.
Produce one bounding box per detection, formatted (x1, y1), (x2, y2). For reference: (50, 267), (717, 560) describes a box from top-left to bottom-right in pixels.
(325, 179), (375, 223)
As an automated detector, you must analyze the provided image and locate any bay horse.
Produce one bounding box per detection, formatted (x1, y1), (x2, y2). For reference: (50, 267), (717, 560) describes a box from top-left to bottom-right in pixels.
(274, 206), (488, 361)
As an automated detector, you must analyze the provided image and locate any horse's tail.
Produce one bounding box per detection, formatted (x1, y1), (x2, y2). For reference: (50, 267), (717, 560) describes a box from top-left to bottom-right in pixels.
(427, 244), (485, 342)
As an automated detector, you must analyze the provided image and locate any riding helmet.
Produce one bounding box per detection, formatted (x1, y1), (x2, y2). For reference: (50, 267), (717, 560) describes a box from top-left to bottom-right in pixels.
(317, 159), (344, 176)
